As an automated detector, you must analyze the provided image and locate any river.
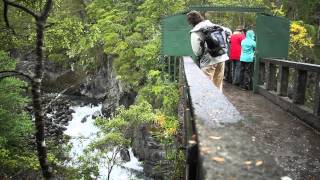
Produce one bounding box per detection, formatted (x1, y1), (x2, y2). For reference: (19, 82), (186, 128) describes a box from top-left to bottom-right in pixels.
(64, 103), (145, 180)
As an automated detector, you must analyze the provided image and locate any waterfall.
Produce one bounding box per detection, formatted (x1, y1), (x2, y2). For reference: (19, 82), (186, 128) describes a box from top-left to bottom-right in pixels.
(64, 103), (145, 180)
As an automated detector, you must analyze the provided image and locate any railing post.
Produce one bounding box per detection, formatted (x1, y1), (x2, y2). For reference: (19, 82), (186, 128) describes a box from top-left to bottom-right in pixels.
(173, 56), (177, 81)
(253, 56), (260, 93)
(160, 55), (165, 75)
(259, 62), (265, 85)
(314, 73), (320, 116)
(266, 62), (277, 91)
(168, 56), (172, 78)
(293, 69), (308, 104)
(277, 65), (289, 96)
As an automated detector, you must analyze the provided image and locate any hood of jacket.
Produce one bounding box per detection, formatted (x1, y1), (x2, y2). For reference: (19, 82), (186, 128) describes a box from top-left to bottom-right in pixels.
(190, 20), (214, 33)
(246, 30), (255, 40)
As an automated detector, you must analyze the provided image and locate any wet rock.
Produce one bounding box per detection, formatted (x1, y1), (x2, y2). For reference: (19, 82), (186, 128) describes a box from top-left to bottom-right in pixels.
(67, 109), (75, 114)
(120, 148), (131, 162)
(39, 95), (73, 141)
(48, 128), (56, 135)
(91, 111), (101, 119)
(25, 105), (33, 111)
(47, 107), (53, 113)
(60, 126), (67, 131)
(81, 115), (90, 123)
(55, 111), (66, 118)
(80, 53), (119, 100)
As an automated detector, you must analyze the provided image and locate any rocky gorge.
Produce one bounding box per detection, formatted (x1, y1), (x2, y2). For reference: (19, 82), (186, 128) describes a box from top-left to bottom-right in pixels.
(12, 49), (173, 179)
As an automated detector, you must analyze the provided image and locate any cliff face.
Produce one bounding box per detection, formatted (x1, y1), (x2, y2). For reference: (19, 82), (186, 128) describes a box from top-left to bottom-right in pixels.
(131, 124), (171, 180)
(13, 48), (135, 116)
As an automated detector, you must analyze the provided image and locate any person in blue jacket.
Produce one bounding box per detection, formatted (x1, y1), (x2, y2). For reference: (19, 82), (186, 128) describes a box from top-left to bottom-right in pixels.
(240, 30), (256, 90)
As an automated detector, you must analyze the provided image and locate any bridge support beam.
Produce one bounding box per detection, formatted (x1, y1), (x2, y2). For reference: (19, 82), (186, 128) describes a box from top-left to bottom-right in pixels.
(293, 69), (308, 105)
(266, 62), (277, 91)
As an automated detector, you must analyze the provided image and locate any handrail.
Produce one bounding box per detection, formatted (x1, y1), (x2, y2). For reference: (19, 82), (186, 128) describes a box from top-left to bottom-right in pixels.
(261, 58), (320, 73)
(257, 58), (320, 130)
(181, 56), (241, 179)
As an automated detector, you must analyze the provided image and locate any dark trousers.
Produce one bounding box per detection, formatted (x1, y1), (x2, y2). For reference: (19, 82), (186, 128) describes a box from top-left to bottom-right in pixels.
(224, 60), (232, 83)
(240, 61), (253, 90)
(231, 60), (241, 85)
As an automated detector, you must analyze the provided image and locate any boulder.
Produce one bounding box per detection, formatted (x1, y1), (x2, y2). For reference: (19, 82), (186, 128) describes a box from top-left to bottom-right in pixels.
(120, 148), (131, 162)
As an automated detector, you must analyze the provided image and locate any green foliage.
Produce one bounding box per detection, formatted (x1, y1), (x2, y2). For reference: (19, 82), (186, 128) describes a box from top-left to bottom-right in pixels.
(0, 51), (37, 175)
(269, 0), (320, 63)
(46, 17), (84, 64)
(132, 70), (180, 143)
(76, 151), (100, 179)
(94, 70), (179, 145)
(289, 21), (314, 61)
(75, 0), (185, 89)
(96, 101), (155, 133)
(137, 70), (179, 117)
(0, 148), (39, 173)
(165, 149), (185, 180)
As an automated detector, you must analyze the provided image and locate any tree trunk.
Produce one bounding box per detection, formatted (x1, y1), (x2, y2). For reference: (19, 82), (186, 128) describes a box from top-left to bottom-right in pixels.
(2, 0), (53, 178)
(33, 18), (51, 178)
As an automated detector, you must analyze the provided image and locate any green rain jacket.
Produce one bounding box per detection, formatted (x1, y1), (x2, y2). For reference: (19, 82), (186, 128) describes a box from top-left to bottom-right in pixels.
(240, 30), (256, 62)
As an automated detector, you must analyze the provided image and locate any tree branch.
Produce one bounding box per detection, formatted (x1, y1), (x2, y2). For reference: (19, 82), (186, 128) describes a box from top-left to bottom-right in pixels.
(40, 0), (53, 19)
(3, 1), (15, 34)
(44, 22), (55, 29)
(3, 0), (39, 19)
(0, 70), (34, 83)
(43, 83), (79, 114)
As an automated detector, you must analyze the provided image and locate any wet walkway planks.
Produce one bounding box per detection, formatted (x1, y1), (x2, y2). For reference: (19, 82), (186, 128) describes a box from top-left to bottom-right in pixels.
(222, 82), (320, 179)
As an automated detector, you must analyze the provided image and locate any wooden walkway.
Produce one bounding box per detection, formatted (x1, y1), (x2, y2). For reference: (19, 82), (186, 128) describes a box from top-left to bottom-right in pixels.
(223, 82), (320, 180)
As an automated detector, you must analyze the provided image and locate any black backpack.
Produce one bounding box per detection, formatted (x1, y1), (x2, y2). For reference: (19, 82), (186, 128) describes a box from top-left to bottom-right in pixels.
(200, 26), (227, 57)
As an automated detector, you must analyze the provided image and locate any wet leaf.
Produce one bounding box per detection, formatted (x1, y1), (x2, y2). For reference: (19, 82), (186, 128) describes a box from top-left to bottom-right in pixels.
(281, 176), (292, 180)
(201, 147), (211, 154)
(212, 156), (225, 164)
(255, 160), (263, 166)
(209, 136), (222, 140)
(252, 136), (256, 142)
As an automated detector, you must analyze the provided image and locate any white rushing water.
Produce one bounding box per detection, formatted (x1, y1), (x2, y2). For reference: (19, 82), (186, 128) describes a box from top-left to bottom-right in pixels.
(64, 104), (144, 180)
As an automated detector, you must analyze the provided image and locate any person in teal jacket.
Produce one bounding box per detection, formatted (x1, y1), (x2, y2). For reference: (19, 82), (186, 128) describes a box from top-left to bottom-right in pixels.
(240, 30), (256, 90)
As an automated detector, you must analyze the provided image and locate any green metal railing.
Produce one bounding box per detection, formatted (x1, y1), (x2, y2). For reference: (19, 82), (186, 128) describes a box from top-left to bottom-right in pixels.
(160, 56), (181, 81)
(160, 56), (198, 179)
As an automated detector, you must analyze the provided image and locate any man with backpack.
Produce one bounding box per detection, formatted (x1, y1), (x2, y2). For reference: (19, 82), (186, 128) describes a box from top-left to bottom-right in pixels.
(187, 11), (231, 91)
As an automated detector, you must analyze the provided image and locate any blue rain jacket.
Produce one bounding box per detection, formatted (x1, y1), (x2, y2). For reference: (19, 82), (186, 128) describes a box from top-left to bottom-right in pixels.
(240, 30), (256, 62)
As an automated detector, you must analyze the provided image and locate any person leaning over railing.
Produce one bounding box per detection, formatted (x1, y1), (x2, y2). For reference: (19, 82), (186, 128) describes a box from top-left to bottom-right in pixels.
(229, 25), (246, 86)
(240, 30), (256, 90)
(187, 11), (231, 91)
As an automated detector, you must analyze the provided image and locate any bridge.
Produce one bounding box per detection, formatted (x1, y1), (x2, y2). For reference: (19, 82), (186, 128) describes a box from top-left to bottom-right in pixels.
(160, 5), (320, 180)
(179, 57), (320, 180)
